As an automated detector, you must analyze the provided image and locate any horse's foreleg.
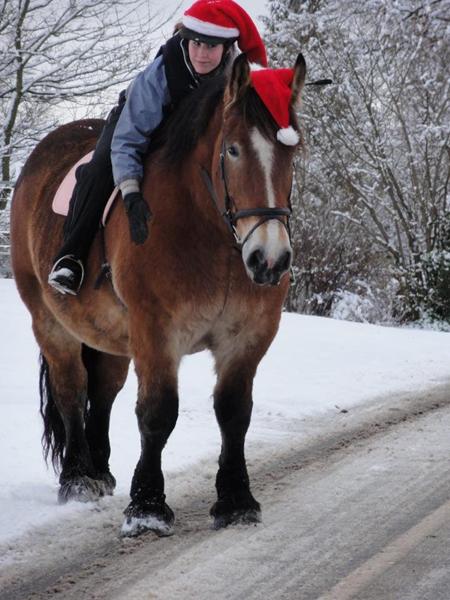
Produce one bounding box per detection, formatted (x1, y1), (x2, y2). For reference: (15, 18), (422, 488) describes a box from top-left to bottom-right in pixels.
(122, 349), (179, 537)
(210, 360), (261, 529)
(83, 347), (130, 495)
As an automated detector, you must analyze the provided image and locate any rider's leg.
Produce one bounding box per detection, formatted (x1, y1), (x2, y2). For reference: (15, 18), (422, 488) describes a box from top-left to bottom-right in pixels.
(49, 94), (125, 295)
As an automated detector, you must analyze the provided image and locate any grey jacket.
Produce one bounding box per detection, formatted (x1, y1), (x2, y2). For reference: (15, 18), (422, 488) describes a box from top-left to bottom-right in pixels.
(111, 55), (171, 187)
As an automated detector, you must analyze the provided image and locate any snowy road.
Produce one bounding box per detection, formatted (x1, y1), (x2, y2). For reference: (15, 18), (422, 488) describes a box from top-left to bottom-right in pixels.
(2, 383), (450, 600)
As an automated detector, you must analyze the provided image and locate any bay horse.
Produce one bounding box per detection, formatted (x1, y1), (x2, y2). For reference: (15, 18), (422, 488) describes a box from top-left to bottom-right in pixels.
(10, 53), (306, 536)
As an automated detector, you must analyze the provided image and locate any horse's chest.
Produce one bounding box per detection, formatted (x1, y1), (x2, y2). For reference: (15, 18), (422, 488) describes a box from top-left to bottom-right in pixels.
(173, 289), (277, 358)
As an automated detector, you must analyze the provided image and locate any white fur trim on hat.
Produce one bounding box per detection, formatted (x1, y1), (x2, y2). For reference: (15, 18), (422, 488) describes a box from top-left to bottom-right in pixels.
(276, 126), (299, 146)
(182, 15), (239, 38)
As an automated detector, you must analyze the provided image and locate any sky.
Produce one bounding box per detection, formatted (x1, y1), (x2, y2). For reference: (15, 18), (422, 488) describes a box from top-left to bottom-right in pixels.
(2, 278), (450, 549)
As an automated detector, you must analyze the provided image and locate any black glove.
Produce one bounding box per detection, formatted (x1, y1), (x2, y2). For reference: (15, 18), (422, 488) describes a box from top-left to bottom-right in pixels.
(123, 192), (152, 245)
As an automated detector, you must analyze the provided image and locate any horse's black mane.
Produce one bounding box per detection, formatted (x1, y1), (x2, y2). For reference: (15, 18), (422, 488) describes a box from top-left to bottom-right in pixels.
(149, 73), (281, 166)
(156, 75), (226, 165)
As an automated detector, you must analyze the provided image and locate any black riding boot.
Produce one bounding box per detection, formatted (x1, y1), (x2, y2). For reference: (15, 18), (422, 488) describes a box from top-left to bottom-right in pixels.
(48, 92), (126, 295)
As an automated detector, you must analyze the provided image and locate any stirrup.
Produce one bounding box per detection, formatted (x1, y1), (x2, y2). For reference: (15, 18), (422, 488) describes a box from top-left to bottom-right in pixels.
(48, 255), (85, 296)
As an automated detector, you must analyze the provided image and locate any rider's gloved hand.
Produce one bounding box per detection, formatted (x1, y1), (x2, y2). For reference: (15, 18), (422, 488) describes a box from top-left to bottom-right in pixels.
(123, 192), (152, 245)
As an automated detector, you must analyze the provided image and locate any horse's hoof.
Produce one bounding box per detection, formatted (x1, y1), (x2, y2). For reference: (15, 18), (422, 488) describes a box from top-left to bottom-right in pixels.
(212, 507), (262, 530)
(121, 502), (175, 538)
(58, 475), (108, 504)
(210, 494), (261, 529)
(97, 471), (116, 496)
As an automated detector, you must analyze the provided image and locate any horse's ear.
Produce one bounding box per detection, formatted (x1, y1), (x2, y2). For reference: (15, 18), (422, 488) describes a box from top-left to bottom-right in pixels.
(291, 53), (306, 109)
(226, 53), (251, 105)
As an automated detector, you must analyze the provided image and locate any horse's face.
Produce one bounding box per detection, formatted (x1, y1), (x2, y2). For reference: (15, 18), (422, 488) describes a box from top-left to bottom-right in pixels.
(220, 54), (306, 286)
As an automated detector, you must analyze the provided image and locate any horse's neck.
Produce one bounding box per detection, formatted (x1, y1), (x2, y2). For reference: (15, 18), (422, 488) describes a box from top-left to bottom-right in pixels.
(189, 105), (224, 207)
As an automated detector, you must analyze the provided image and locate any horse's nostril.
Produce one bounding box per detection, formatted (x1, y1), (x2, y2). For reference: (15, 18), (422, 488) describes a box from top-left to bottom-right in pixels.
(247, 248), (265, 271)
(277, 250), (292, 274)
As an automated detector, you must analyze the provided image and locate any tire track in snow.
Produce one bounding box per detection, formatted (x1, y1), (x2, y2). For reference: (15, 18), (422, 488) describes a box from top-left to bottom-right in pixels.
(1, 383), (449, 600)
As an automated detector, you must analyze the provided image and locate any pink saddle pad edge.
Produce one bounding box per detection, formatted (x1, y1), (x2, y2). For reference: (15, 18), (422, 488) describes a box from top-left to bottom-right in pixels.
(52, 151), (120, 227)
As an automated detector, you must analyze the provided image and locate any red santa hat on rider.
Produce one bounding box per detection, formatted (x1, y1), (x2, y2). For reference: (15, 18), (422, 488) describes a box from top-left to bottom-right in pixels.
(250, 68), (300, 146)
(182, 0), (268, 67)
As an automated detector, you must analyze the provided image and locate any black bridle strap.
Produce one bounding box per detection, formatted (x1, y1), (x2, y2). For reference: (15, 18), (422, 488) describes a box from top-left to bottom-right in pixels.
(200, 165), (220, 210)
(200, 166), (238, 239)
(232, 207), (291, 224)
(200, 164), (292, 250)
(233, 207), (292, 248)
(238, 215), (290, 248)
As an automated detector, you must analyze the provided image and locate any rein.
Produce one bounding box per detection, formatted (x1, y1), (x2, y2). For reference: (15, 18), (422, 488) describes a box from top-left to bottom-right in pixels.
(200, 142), (292, 252)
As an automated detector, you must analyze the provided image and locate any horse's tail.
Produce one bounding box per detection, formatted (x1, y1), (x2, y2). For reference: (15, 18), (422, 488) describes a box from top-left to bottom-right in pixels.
(39, 353), (65, 472)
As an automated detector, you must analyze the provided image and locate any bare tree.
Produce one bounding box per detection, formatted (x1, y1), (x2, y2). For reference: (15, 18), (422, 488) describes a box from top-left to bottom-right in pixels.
(0, 0), (172, 210)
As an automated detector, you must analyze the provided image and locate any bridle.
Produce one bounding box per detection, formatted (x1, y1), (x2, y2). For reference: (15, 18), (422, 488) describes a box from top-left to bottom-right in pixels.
(200, 141), (292, 252)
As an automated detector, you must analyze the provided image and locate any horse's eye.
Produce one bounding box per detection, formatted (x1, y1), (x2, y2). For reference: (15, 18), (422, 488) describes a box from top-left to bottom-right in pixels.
(227, 145), (239, 158)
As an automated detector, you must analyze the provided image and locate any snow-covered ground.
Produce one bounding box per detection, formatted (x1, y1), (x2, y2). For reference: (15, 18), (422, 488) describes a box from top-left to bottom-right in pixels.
(1, 278), (450, 547)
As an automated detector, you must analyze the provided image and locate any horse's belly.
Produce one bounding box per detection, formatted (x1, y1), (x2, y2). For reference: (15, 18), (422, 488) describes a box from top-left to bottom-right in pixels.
(77, 310), (129, 355)
(44, 288), (130, 356)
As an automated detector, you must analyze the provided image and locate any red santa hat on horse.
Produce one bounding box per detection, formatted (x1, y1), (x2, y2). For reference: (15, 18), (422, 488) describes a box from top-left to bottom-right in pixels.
(250, 68), (301, 145)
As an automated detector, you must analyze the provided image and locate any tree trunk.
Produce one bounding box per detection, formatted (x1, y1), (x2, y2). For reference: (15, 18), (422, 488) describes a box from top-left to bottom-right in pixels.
(1, 155), (11, 211)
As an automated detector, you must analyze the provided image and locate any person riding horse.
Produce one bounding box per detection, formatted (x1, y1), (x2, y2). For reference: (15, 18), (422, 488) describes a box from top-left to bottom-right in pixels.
(48, 0), (268, 295)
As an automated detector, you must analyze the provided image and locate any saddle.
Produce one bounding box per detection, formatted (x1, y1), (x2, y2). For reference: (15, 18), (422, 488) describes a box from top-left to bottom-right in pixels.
(52, 152), (119, 226)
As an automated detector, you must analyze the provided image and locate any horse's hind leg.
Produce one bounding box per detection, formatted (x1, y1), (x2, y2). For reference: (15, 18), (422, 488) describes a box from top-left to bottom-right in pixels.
(210, 354), (262, 529)
(35, 316), (106, 503)
(82, 347), (130, 494)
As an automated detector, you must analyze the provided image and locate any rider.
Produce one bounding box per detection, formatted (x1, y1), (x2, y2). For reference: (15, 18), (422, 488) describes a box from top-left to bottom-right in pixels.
(48, 0), (267, 295)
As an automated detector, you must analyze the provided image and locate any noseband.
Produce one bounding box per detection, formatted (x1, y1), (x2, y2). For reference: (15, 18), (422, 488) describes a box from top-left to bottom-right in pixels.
(200, 142), (292, 252)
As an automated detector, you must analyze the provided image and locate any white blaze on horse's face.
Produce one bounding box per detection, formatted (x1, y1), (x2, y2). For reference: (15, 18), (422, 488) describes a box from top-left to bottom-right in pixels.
(235, 127), (293, 286)
(250, 129), (276, 207)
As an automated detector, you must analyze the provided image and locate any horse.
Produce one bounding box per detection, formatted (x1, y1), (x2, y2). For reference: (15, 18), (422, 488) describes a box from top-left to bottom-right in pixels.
(10, 53), (306, 536)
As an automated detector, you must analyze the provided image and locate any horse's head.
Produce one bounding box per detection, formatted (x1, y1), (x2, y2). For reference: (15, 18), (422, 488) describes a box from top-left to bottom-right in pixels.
(215, 53), (306, 286)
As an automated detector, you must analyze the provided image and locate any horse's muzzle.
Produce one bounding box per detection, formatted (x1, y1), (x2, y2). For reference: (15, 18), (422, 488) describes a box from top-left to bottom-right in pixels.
(246, 247), (292, 286)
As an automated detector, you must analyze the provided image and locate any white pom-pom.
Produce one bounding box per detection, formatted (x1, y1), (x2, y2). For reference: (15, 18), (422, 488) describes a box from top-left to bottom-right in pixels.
(276, 126), (299, 146)
(250, 62), (265, 71)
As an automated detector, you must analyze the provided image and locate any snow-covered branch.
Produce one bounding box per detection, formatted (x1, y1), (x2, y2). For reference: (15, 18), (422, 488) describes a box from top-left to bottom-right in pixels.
(267, 0), (450, 323)
(0, 0), (173, 209)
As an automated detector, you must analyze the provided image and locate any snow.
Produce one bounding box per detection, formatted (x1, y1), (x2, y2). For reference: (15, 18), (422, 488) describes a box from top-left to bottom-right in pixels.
(1, 277), (450, 547)
(121, 515), (173, 538)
